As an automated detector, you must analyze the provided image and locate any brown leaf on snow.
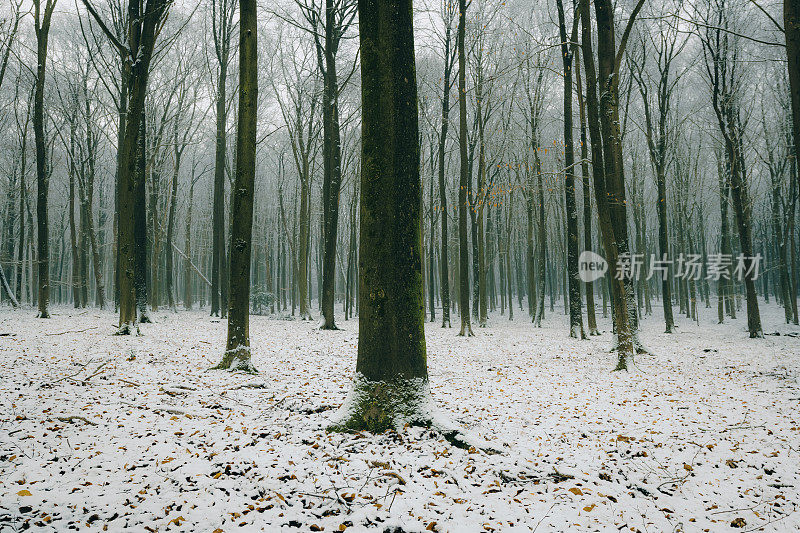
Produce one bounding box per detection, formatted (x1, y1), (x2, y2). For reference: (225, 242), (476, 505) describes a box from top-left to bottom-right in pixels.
(568, 487), (584, 496)
(731, 517), (746, 528)
(383, 471), (406, 485)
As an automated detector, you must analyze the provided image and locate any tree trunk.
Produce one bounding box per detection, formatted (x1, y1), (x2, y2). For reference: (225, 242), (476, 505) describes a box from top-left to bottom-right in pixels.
(166, 133), (181, 311)
(557, 0), (585, 339)
(576, 60), (599, 335)
(211, 62), (227, 317)
(534, 149), (546, 327)
(437, 22), (453, 328)
(580, 0), (635, 369)
(320, 0), (344, 330)
(33, 0), (55, 319)
(332, 0), (435, 434)
(215, 0), (258, 372)
(786, 0), (800, 204)
(184, 174), (194, 309)
(134, 114), (150, 322)
(457, 0), (472, 337)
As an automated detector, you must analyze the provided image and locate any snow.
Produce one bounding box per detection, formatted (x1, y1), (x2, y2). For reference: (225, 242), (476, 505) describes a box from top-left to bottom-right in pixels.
(1, 302), (799, 532)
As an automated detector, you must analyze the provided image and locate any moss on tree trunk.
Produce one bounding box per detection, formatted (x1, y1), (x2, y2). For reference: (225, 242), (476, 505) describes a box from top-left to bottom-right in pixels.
(332, 0), (430, 432)
(214, 0), (258, 373)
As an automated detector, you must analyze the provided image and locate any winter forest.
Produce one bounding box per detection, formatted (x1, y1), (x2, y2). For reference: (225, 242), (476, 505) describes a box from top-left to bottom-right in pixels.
(1, 0), (800, 530)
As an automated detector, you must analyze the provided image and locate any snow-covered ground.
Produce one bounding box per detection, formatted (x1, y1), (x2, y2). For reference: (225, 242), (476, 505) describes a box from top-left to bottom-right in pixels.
(1, 301), (799, 532)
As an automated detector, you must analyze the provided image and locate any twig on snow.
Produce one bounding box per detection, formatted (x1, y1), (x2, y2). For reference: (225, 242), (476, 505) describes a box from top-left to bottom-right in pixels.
(45, 326), (100, 336)
(56, 416), (98, 426)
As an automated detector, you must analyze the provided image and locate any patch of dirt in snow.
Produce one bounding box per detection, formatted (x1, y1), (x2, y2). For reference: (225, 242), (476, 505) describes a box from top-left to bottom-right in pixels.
(1, 303), (799, 532)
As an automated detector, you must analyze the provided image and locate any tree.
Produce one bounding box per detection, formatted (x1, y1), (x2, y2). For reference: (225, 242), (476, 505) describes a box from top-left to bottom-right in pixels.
(456, 0), (473, 337)
(697, 0), (763, 338)
(33, 0), (58, 319)
(209, 0), (236, 318)
(435, 0), (457, 328)
(786, 0), (800, 204)
(81, 0), (173, 333)
(630, 5), (687, 333)
(274, 37), (319, 321)
(579, 0), (644, 369)
(331, 0), (436, 432)
(214, 0), (258, 372)
(556, 0), (585, 339)
(575, 54), (599, 335)
(293, 0), (358, 330)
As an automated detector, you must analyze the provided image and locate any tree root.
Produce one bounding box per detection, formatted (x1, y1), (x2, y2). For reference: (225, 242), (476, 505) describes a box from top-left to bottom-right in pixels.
(328, 375), (500, 454)
(211, 346), (258, 374)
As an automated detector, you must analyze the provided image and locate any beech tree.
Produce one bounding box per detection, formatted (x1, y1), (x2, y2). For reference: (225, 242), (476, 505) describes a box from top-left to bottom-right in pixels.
(81, 0), (173, 333)
(332, 0), (437, 431)
(33, 0), (57, 319)
(214, 0), (257, 372)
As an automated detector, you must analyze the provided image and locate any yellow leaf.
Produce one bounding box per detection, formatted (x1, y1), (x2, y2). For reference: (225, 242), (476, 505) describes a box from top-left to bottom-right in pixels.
(17, 490), (32, 497)
(569, 487), (584, 496)
(583, 504), (596, 512)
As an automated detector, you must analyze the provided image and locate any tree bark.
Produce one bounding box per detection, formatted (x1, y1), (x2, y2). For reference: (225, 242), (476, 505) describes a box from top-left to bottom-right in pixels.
(556, 0), (585, 339)
(786, 0), (800, 204)
(332, 0), (436, 434)
(456, 0), (472, 336)
(436, 17), (454, 328)
(215, 0), (258, 372)
(580, 0), (635, 369)
(33, 0), (57, 319)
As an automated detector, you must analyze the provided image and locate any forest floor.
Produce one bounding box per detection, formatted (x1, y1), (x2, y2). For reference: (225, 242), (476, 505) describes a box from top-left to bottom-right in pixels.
(1, 301), (799, 532)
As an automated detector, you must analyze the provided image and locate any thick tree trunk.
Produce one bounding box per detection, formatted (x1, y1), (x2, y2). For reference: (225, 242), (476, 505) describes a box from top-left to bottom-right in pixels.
(332, 0), (439, 435)
(110, 0), (171, 333)
(215, 0), (257, 372)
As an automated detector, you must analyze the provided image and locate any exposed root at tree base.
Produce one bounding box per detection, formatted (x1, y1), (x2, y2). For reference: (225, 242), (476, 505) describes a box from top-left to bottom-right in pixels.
(328, 374), (500, 454)
(114, 323), (140, 336)
(211, 347), (258, 374)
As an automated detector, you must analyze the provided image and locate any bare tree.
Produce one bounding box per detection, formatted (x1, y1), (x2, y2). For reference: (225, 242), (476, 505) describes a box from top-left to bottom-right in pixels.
(214, 0), (258, 371)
